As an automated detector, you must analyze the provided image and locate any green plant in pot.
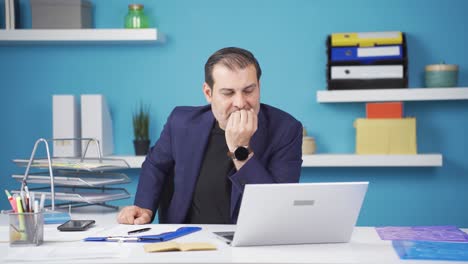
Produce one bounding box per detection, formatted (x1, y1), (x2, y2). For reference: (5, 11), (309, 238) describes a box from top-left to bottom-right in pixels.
(133, 103), (150, 155)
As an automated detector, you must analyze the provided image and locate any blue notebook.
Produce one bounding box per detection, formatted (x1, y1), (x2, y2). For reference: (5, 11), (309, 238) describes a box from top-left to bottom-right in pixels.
(44, 211), (71, 224)
(393, 240), (468, 261)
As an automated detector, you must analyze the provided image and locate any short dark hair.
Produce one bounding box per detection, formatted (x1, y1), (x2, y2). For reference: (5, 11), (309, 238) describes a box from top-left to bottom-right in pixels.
(204, 47), (262, 89)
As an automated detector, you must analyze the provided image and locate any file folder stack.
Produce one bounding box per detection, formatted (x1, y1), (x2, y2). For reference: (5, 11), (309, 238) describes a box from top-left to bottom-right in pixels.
(327, 31), (408, 90)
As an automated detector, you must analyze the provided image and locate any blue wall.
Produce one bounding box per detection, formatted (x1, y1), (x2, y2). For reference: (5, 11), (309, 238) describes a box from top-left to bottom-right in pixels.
(1, 0), (467, 226)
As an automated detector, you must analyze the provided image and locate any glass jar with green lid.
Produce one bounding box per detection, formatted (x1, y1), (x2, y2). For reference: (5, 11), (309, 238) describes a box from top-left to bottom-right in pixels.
(125, 4), (150, 29)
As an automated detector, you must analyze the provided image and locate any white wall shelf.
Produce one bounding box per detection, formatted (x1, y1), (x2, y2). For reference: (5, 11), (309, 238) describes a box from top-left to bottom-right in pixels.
(107, 154), (443, 169)
(302, 154), (442, 167)
(317, 87), (468, 103)
(0, 28), (163, 44)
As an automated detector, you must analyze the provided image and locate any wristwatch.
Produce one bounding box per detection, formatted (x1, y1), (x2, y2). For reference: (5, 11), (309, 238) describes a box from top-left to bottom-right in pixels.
(227, 146), (252, 161)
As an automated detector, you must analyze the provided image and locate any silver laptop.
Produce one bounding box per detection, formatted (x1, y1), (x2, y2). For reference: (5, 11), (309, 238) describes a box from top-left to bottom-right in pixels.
(215, 182), (368, 247)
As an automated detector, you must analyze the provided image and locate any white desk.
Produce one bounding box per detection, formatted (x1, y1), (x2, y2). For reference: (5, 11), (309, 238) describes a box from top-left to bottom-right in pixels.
(1, 207), (467, 264)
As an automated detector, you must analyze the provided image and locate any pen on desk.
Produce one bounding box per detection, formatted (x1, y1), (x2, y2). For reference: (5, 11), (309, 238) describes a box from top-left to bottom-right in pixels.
(5, 190), (18, 212)
(128, 227), (152, 235)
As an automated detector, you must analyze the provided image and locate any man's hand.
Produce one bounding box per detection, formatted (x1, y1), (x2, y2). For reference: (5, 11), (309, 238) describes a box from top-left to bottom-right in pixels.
(225, 109), (258, 169)
(117, 205), (153, 225)
(225, 109), (258, 151)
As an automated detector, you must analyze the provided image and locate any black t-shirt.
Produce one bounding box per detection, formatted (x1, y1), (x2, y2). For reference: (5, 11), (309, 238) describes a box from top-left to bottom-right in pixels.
(186, 122), (234, 224)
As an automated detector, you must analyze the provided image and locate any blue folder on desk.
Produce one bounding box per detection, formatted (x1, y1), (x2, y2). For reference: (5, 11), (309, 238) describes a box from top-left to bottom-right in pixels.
(331, 45), (403, 64)
(84, 226), (201, 243)
(44, 211), (71, 224)
(392, 240), (468, 261)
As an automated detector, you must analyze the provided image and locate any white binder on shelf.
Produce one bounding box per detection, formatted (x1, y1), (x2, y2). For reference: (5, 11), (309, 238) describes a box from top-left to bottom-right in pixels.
(331, 65), (404, 79)
(5, 0), (10, 30)
(81, 94), (114, 157)
(53, 95), (81, 157)
(10, 0), (14, 29)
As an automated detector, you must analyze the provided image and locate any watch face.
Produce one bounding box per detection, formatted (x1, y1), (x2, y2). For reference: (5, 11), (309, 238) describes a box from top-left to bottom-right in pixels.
(234, 146), (250, 161)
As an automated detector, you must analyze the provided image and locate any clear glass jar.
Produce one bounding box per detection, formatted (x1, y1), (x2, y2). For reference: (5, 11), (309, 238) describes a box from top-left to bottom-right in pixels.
(125, 4), (150, 29)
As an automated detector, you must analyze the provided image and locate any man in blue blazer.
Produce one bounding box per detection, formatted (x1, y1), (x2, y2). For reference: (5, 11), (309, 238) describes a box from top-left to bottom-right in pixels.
(118, 47), (303, 225)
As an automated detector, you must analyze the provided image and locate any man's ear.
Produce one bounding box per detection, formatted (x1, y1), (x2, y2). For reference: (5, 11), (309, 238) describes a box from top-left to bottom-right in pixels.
(203, 83), (212, 103)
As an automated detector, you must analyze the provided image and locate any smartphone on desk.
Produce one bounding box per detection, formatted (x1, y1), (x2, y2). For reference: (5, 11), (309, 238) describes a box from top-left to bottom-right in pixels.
(57, 220), (95, 231)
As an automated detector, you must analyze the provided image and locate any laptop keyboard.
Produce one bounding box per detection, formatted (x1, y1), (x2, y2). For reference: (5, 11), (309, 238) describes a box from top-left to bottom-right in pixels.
(214, 231), (235, 242)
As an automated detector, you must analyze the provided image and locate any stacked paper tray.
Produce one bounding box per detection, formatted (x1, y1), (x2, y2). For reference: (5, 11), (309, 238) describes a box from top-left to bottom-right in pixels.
(12, 187), (130, 204)
(12, 171), (130, 187)
(12, 157), (130, 172)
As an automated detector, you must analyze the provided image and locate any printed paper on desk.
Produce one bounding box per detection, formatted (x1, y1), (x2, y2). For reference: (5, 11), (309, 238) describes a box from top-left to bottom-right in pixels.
(44, 226), (105, 242)
(6, 245), (129, 262)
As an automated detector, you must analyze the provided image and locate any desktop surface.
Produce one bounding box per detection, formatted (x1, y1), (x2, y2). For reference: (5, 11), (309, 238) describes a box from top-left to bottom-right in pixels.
(1, 207), (467, 264)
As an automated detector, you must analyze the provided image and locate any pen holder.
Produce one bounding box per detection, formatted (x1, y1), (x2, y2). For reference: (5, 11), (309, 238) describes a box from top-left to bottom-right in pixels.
(9, 212), (44, 247)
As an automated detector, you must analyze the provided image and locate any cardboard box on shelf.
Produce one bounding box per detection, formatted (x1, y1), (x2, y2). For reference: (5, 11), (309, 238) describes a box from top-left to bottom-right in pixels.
(355, 118), (417, 154)
(30, 0), (93, 29)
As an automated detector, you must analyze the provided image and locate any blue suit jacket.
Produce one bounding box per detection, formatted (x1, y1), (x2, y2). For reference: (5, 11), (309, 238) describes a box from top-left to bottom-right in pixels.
(135, 104), (303, 224)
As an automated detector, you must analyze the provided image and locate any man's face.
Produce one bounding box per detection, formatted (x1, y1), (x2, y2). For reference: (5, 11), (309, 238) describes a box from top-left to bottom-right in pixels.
(203, 64), (260, 129)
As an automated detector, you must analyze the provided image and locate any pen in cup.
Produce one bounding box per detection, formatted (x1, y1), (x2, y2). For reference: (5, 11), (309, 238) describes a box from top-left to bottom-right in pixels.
(34, 200), (39, 214)
(15, 196), (27, 240)
(5, 190), (17, 212)
(39, 193), (45, 212)
(30, 193), (35, 212)
(20, 192), (27, 214)
(128, 227), (151, 235)
(25, 186), (31, 212)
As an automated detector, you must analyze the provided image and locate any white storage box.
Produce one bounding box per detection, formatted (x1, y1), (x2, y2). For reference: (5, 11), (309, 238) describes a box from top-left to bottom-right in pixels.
(31, 0), (93, 29)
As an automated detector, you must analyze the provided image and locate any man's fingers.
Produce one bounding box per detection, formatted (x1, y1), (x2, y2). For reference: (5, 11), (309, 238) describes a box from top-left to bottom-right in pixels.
(117, 206), (138, 224)
(117, 211), (134, 224)
(226, 111), (234, 130)
(231, 111), (240, 128)
(239, 109), (247, 126)
(125, 214), (136, 225)
(134, 210), (151, 225)
(246, 110), (253, 130)
(134, 215), (150, 225)
(225, 109), (258, 150)
(251, 109), (258, 132)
